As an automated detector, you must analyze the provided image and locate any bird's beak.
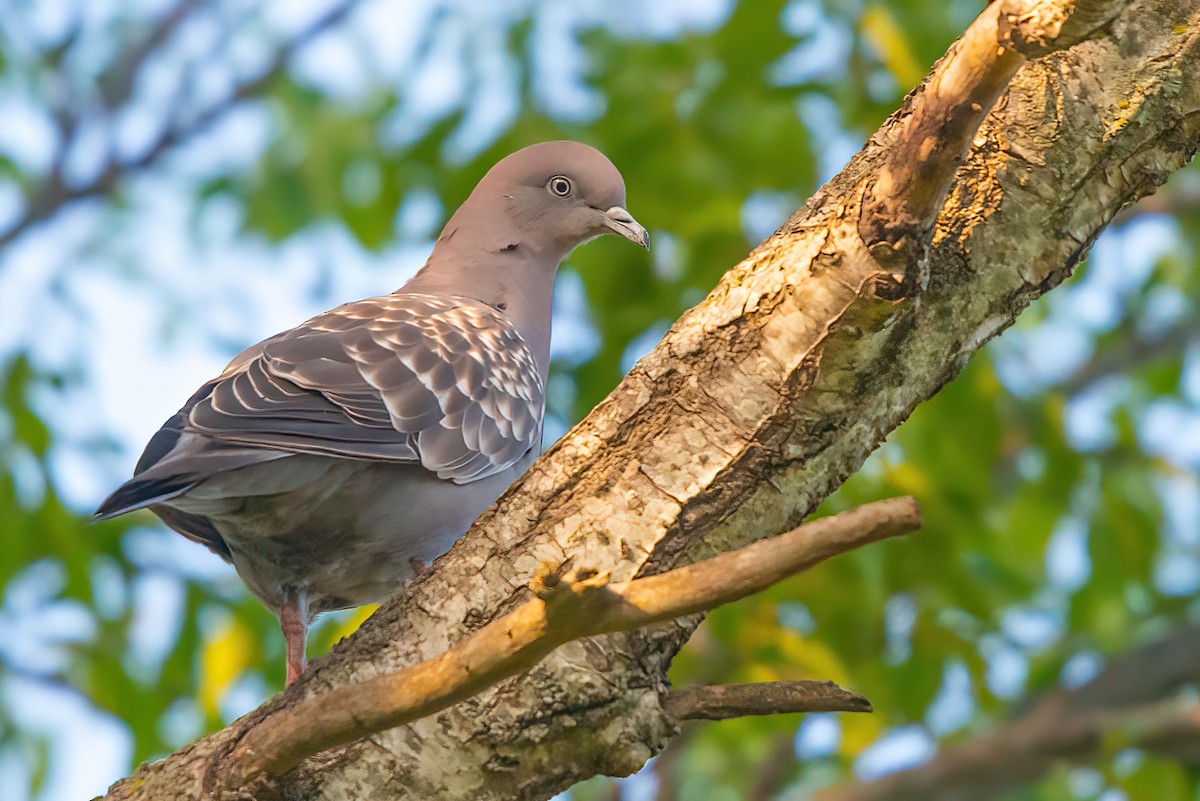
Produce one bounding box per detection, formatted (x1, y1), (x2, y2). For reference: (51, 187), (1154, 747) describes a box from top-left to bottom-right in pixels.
(602, 206), (650, 250)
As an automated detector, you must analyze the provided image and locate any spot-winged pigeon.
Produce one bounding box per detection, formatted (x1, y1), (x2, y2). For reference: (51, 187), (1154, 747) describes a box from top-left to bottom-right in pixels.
(94, 141), (648, 685)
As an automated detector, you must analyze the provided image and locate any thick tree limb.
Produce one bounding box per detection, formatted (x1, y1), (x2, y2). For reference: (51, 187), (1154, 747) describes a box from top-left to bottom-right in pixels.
(818, 624), (1200, 801)
(100, 0), (1200, 798)
(216, 498), (917, 794)
(663, 681), (872, 721)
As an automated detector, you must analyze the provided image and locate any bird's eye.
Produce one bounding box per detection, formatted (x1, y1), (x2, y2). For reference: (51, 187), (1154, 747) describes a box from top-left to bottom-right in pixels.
(547, 175), (573, 197)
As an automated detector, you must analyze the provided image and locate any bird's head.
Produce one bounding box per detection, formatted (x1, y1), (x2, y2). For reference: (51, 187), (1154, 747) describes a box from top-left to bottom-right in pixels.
(449, 140), (649, 258)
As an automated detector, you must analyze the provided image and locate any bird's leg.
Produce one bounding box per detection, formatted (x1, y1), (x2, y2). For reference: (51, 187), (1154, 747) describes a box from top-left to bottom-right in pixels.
(280, 591), (310, 686)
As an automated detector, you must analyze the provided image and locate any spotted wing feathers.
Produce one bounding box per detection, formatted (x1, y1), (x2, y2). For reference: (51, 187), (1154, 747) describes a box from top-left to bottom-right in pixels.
(186, 294), (544, 483)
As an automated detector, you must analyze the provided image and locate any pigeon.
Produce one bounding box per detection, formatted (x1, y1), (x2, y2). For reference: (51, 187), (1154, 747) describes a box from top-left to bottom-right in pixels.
(94, 141), (649, 685)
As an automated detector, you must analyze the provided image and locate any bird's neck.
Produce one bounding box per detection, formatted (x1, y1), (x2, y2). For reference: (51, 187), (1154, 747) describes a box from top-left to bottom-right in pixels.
(400, 238), (560, 377)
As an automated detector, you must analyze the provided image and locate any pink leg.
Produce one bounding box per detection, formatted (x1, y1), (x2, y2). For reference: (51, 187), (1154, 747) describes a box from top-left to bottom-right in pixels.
(279, 592), (309, 686)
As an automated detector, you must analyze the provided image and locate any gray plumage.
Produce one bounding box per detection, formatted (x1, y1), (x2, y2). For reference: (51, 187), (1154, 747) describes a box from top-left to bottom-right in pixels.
(94, 141), (648, 684)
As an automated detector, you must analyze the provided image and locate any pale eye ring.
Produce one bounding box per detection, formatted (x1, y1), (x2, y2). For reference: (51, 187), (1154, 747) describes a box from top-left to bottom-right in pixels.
(547, 175), (573, 197)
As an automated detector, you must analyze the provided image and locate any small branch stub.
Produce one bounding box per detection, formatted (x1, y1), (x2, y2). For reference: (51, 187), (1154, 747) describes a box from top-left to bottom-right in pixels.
(665, 681), (873, 721)
(999, 0), (1131, 56)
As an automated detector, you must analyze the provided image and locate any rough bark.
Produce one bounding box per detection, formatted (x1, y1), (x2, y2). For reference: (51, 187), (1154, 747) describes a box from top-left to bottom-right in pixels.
(102, 0), (1200, 798)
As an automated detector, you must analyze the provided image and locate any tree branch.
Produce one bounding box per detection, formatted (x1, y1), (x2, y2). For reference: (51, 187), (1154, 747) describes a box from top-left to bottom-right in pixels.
(859, 2), (1023, 284)
(96, 0), (205, 110)
(1113, 178), (1200, 224)
(0, 0), (359, 252)
(663, 680), (872, 721)
(818, 624), (1200, 801)
(859, 0), (1125, 289)
(1059, 319), (1200, 396)
(215, 498), (920, 795)
(748, 732), (802, 801)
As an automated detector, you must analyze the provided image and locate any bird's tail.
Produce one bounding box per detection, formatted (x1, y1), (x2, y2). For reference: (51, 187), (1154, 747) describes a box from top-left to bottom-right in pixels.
(91, 476), (195, 522)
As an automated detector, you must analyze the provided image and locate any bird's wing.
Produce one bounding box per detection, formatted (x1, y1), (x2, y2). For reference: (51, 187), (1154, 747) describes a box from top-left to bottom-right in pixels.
(186, 293), (545, 483)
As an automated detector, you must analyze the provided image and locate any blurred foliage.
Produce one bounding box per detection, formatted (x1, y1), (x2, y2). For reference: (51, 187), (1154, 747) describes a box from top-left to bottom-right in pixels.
(1, 1), (1199, 800)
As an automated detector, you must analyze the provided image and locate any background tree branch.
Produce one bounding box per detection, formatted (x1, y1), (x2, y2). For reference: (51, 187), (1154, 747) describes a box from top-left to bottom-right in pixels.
(818, 624), (1200, 801)
(1060, 318), (1200, 395)
(0, 0), (358, 252)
